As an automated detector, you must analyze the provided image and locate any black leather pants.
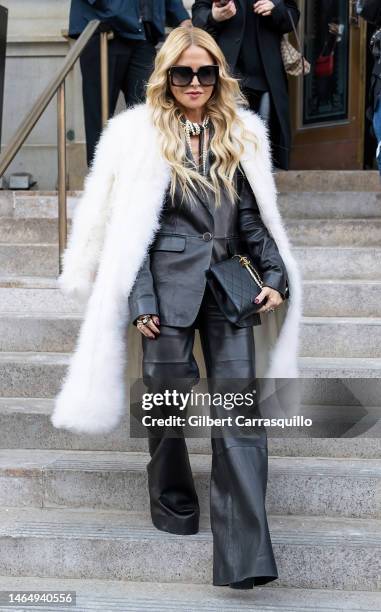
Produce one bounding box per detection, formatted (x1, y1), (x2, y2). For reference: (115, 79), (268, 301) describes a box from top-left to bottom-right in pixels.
(141, 284), (279, 588)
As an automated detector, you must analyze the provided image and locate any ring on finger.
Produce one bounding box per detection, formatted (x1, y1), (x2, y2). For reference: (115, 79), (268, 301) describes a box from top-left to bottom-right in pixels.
(139, 315), (152, 326)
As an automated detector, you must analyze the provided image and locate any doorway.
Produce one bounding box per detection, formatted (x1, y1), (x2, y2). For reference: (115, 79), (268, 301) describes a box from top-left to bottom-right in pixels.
(289, 0), (368, 169)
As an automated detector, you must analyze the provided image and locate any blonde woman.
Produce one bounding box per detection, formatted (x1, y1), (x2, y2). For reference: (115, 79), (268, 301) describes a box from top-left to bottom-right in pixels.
(52, 26), (302, 589)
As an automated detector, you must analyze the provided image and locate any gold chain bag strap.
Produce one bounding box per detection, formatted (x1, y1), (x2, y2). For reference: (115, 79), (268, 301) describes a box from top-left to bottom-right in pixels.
(205, 252), (266, 327)
(233, 255), (263, 289)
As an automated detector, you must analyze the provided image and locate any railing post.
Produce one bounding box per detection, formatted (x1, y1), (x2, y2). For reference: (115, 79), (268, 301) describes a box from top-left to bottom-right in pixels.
(57, 81), (67, 275)
(100, 31), (109, 127)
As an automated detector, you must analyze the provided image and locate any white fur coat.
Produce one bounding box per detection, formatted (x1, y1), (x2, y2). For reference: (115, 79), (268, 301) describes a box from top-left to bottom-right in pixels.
(51, 102), (303, 435)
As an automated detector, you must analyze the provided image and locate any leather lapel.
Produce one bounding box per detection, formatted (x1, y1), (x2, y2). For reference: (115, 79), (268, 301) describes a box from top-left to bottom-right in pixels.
(188, 159), (214, 218)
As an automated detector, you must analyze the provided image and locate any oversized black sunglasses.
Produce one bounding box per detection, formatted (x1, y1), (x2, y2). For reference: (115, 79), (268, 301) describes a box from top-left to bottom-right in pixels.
(168, 64), (219, 87)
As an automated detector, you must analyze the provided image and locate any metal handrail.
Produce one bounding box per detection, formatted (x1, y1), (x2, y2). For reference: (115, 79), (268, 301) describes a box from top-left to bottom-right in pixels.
(0, 19), (111, 273)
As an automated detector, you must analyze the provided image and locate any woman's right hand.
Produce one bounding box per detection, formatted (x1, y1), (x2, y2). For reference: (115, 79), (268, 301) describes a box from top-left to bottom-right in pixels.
(212, 1), (237, 22)
(135, 314), (161, 339)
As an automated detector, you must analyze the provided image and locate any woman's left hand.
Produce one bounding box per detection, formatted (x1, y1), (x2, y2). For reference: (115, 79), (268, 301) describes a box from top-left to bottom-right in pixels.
(253, 286), (283, 313)
(253, 1), (275, 17)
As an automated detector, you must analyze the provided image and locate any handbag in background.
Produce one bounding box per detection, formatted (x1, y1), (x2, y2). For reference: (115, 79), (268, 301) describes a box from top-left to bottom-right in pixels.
(281, 9), (311, 76)
(315, 50), (335, 78)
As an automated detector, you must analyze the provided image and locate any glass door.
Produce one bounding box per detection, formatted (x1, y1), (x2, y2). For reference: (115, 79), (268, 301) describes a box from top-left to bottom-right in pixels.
(289, 0), (367, 169)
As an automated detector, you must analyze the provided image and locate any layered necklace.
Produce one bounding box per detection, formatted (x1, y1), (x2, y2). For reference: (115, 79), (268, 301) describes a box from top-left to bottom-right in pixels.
(179, 114), (210, 177)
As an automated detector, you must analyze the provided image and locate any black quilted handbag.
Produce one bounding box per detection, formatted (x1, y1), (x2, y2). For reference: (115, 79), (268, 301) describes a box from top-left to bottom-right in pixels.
(205, 254), (265, 325)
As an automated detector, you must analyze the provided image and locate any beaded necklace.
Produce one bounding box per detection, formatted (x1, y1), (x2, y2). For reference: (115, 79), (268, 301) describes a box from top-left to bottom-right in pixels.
(179, 114), (210, 176)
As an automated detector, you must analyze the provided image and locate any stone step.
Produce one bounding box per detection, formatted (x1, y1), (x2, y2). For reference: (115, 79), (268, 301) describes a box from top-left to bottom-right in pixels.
(0, 577), (378, 612)
(1, 170), (379, 210)
(0, 507), (379, 590)
(300, 317), (381, 358)
(303, 279), (381, 318)
(0, 282), (84, 316)
(2, 217), (381, 247)
(1, 313), (381, 358)
(0, 218), (66, 243)
(0, 175), (378, 220)
(297, 247), (381, 280)
(1, 276), (381, 318)
(0, 312), (81, 352)
(300, 356), (381, 378)
(0, 275), (58, 289)
(0, 398), (379, 458)
(1, 312), (380, 357)
(287, 219), (381, 247)
(1, 244), (381, 279)
(0, 352), (69, 398)
(278, 191), (381, 218)
(275, 170), (380, 192)
(0, 244), (58, 276)
(0, 192), (80, 219)
(1, 351), (381, 398)
(0, 449), (379, 518)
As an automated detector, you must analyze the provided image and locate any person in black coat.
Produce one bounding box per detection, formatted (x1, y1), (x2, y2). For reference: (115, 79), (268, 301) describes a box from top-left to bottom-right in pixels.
(357, 0), (381, 174)
(69, 0), (191, 166)
(192, 0), (300, 170)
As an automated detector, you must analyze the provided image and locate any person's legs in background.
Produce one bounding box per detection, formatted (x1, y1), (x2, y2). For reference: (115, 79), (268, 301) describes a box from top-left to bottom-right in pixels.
(243, 88), (271, 126)
(373, 96), (381, 176)
(243, 87), (287, 169)
(79, 34), (131, 167)
(257, 91), (271, 126)
(121, 39), (156, 108)
(79, 35), (155, 168)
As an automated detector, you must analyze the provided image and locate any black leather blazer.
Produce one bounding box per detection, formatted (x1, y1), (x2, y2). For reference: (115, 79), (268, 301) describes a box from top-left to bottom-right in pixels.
(128, 130), (289, 328)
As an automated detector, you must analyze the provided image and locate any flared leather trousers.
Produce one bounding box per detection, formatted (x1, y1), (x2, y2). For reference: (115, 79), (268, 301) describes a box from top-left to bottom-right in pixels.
(141, 284), (279, 587)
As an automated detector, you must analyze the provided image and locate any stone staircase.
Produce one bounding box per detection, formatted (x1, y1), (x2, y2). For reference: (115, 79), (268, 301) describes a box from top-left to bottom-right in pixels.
(0, 171), (380, 611)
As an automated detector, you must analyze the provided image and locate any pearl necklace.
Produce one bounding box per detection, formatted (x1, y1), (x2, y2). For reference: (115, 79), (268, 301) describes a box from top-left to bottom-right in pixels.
(180, 114), (210, 177)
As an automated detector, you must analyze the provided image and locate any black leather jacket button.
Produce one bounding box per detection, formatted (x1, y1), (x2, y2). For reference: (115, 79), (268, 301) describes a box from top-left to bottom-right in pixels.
(203, 232), (213, 241)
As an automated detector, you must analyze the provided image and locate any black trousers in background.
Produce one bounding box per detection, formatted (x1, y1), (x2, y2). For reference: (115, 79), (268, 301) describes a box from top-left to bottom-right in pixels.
(243, 88), (272, 127)
(243, 87), (284, 168)
(141, 284), (279, 588)
(79, 34), (156, 167)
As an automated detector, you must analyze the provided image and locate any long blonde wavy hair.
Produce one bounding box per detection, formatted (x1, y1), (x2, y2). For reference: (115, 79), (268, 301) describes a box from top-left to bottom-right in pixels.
(145, 26), (258, 208)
